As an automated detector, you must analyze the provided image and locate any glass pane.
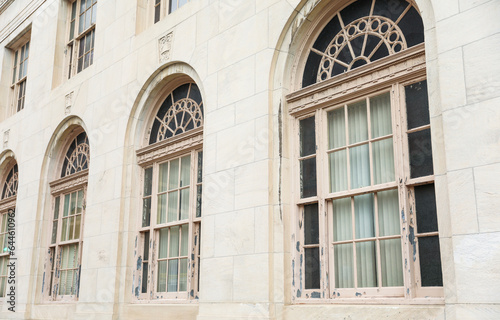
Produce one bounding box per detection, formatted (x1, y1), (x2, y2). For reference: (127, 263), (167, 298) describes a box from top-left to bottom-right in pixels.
(79, 37), (85, 56)
(61, 218), (68, 241)
(380, 239), (403, 287)
(54, 196), (60, 219)
(327, 107), (346, 149)
(12, 51), (17, 83)
(74, 215), (81, 239)
(141, 262), (148, 293)
(158, 228), (168, 259)
(415, 184), (438, 233)
(418, 236), (443, 287)
(179, 0), (188, 8)
(154, 4), (161, 23)
(348, 100), (368, 144)
(64, 194), (70, 217)
(144, 167), (153, 196)
(169, 158), (180, 190)
(77, 56), (83, 72)
(305, 248), (320, 289)
(334, 243), (354, 288)
(59, 270), (67, 295)
(178, 189), (189, 221)
(300, 116), (316, 157)
(158, 163), (169, 192)
(71, 1), (77, 19)
(68, 216), (75, 240)
(77, 190), (84, 213)
(157, 193), (167, 224)
(350, 144), (370, 189)
(78, 13), (84, 34)
(333, 197), (352, 242)
(304, 204), (319, 245)
(85, 8), (91, 30)
(167, 260), (179, 292)
(180, 224), (189, 256)
(142, 197), (151, 227)
(167, 191), (178, 222)
(408, 128), (433, 178)
(356, 241), (377, 287)
(84, 52), (90, 68)
(70, 21), (75, 40)
(354, 194), (375, 239)
(157, 260), (167, 292)
(196, 185), (202, 218)
(370, 93), (392, 138)
(91, 5), (97, 25)
(169, 226), (180, 258)
(179, 155), (191, 187)
(405, 81), (430, 130)
(51, 221), (58, 244)
(143, 231), (150, 260)
(372, 138), (395, 184)
(169, 0), (177, 13)
(197, 151), (203, 183)
(329, 150), (347, 193)
(378, 189), (400, 236)
(300, 157), (317, 198)
(179, 258), (188, 291)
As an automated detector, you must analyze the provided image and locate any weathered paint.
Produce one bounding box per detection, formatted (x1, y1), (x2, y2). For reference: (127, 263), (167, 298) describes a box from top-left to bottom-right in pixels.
(409, 226), (416, 261)
(311, 291), (321, 298)
(355, 292), (362, 297)
(42, 272), (45, 293)
(296, 241), (300, 252)
(137, 256), (142, 270)
(190, 290), (194, 297)
(135, 286), (140, 297)
(299, 254), (303, 290)
(292, 259), (295, 287)
(401, 209), (405, 221)
(297, 289), (302, 298)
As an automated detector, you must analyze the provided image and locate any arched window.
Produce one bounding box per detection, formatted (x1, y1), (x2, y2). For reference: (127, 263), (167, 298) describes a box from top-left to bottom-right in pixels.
(45, 130), (89, 301)
(0, 160), (18, 298)
(135, 81), (203, 300)
(288, 0), (442, 301)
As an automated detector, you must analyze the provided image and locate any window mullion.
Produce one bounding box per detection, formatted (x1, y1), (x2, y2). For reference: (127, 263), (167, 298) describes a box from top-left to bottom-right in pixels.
(350, 196), (357, 289)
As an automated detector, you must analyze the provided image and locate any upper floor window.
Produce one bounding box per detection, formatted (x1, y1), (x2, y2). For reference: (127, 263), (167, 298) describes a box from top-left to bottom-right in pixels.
(289, 0), (441, 302)
(10, 35), (30, 113)
(66, 0), (97, 78)
(44, 130), (90, 301)
(135, 82), (203, 301)
(154, 0), (190, 23)
(0, 160), (18, 298)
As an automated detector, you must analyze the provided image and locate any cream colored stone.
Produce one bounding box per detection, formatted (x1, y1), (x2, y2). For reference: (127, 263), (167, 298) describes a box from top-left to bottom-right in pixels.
(235, 160), (269, 210)
(214, 208), (255, 256)
(447, 169), (479, 235)
(474, 163), (500, 233)
(200, 256), (234, 302)
(437, 48), (467, 111)
(233, 254), (269, 302)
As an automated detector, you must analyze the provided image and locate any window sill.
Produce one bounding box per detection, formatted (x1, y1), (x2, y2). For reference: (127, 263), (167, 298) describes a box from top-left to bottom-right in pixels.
(292, 297), (445, 305)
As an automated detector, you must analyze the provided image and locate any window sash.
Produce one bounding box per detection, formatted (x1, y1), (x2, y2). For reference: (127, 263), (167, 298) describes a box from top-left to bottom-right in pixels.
(138, 149), (202, 300)
(294, 80), (442, 300)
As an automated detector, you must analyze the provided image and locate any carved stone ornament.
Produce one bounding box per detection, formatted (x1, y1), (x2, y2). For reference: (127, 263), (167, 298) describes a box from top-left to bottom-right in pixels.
(158, 32), (174, 64)
(287, 45), (426, 116)
(49, 169), (89, 195)
(137, 128), (203, 166)
(3, 129), (9, 149)
(291, 0), (322, 40)
(65, 92), (74, 115)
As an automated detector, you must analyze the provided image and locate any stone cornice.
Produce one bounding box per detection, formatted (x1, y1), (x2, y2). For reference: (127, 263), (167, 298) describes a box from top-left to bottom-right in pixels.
(136, 128), (203, 166)
(49, 169), (89, 195)
(286, 44), (426, 116)
(0, 195), (16, 212)
(0, 0), (45, 43)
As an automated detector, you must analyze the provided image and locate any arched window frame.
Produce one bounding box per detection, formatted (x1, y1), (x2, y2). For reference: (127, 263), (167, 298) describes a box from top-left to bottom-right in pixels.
(287, 0), (443, 303)
(134, 78), (203, 302)
(44, 128), (89, 301)
(0, 159), (18, 299)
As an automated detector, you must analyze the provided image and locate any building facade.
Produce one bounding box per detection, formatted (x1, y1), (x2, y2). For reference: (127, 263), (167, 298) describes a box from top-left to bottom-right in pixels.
(0, 0), (499, 319)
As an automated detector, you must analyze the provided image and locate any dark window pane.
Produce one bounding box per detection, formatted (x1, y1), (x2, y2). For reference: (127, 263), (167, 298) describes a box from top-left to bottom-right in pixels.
(408, 128), (433, 178)
(305, 248), (320, 289)
(418, 236), (443, 287)
(144, 167), (153, 196)
(372, 0), (407, 23)
(302, 51), (322, 88)
(339, 0), (372, 26)
(405, 81), (430, 129)
(142, 262), (148, 293)
(415, 183), (438, 233)
(304, 204), (319, 245)
(300, 116), (316, 157)
(312, 15), (341, 52)
(142, 198), (151, 227)
(143, 231), (150, 260)
(397, 6), (424, 48)
(196, 185), (202, 218)
(173, 83), (190, 101)
(301, 157), (317, 198)
(197, 151), (203, 183)
(154, 4), (160, 23)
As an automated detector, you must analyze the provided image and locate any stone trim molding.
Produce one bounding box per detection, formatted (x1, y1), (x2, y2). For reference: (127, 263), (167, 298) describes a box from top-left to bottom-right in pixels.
(136, 128), (203, 166)
(49, 169), (89, 195)
(0, 196), (16, 212)
(286, 44), (426, 116)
